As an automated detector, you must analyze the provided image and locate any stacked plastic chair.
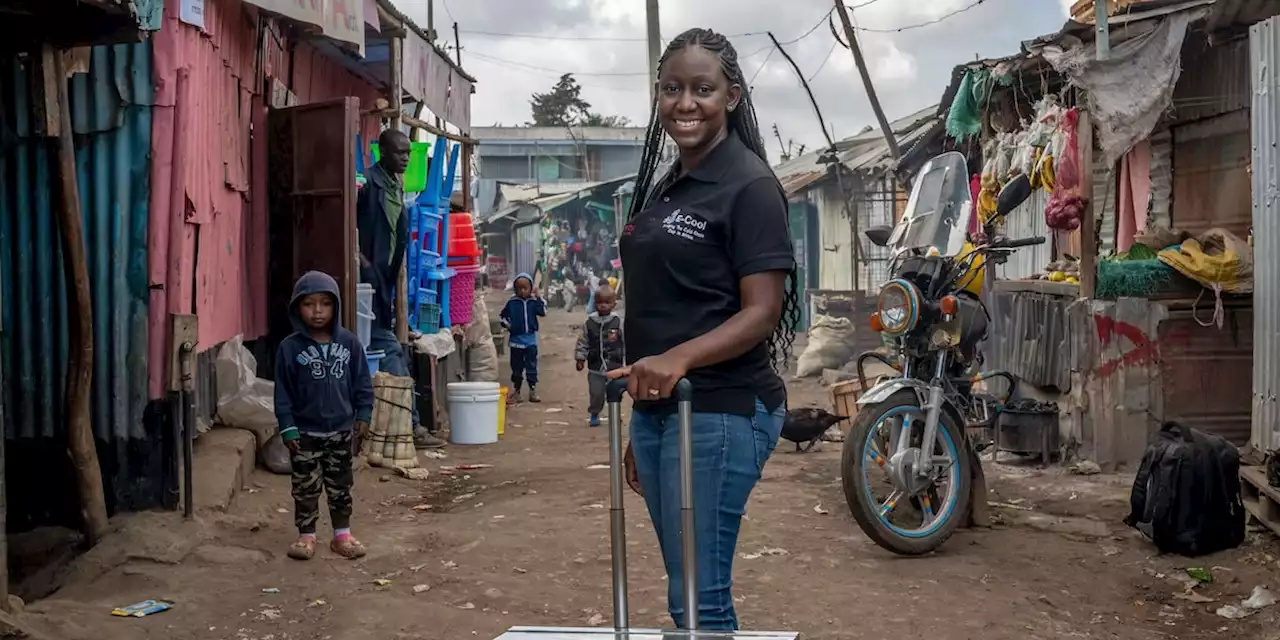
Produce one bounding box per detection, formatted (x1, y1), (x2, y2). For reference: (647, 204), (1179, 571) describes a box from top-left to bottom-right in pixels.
(406, 139), (459, 333)
(446, 212), (483, 325)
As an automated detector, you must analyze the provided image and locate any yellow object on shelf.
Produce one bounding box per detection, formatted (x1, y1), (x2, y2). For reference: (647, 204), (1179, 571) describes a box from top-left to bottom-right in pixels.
(498, 387), (508, 436)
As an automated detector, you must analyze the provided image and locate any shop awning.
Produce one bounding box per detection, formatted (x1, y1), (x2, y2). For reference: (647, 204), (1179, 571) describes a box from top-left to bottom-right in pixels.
(242, 0), (367, 54)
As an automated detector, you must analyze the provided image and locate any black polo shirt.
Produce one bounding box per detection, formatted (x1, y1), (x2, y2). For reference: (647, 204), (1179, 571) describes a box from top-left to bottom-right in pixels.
(619, 133), (795, 416)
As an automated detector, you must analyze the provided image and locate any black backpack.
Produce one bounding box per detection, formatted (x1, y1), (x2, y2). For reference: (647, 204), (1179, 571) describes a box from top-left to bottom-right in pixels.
(1124, 422), (1246, 556)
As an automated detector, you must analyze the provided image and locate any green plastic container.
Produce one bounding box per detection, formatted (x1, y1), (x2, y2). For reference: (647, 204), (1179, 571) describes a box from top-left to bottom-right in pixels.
(371, 140), (431, 193)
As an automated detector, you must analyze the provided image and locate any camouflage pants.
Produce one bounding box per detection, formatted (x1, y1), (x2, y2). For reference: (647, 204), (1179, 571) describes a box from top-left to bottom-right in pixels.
(290, 431), (355, 534)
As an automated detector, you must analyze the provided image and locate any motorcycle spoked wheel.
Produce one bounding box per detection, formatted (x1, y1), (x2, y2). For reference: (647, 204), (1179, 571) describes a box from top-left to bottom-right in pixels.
(841, 389), (972, 555)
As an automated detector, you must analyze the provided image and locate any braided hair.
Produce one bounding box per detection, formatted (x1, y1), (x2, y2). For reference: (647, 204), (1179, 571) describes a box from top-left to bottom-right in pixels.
(628, 27), (801, 372)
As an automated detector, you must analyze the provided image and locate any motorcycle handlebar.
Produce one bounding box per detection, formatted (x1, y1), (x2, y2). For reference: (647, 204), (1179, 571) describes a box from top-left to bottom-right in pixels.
(992, 236), (1046, 249)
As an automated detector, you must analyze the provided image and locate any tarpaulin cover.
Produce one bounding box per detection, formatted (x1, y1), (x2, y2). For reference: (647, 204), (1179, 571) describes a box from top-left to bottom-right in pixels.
(1041, 10), (1204, 167)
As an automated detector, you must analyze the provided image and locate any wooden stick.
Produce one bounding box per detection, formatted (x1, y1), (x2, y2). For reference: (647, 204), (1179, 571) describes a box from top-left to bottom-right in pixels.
(1078, 110), (1097, 298)
(832, 0), (900, 161)
(52, 47), (108, 545)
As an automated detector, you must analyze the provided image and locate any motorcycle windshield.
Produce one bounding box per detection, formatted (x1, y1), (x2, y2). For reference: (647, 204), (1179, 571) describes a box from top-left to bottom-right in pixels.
(890, 152), (971, 257)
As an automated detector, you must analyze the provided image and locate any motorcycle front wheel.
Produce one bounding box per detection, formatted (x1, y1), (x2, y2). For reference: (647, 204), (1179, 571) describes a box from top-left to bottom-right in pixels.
(841, 389), (972, 555)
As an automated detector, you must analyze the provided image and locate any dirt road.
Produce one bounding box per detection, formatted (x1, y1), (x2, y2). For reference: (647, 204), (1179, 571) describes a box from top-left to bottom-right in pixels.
(18, 302), (1280, 639)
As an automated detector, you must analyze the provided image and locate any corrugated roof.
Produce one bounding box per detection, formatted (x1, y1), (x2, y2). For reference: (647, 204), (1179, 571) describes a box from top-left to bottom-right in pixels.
(473, 126), (648, 143)
(484, 173), (637, 223)
(1205, 0), (1280, 29)
(935, 0), (1230, 117)
(772, 105), (941, 195)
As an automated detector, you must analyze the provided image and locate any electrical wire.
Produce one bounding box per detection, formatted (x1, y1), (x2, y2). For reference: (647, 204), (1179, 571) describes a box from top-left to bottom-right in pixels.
(466, 51), (650, 77)
(442, 0), (456, 24)
(748, 47), (777, 89)
(807, 39), (839, 83)
(457, 4), (866, 45)
(465, 53), (647, 93)
(850, 0), (991, 33)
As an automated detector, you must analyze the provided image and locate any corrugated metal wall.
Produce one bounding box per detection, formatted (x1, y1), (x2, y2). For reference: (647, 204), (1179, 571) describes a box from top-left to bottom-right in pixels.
(996, 187), (1052, 280)
(1173, 32), (1252, 124)
(513, 221), (540, 277)
(1149, 129), (1172, 229)
(1251, 16), (1280, 452)
(986, 288), (1074, 391)
(1094, 159), (1118, 255)
(0, 44), (169, 529)
(1161, 302), (1253, 446)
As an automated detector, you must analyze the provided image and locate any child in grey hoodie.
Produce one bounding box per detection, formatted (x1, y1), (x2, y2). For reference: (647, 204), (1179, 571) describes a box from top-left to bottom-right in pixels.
(575, 285), (625, 427)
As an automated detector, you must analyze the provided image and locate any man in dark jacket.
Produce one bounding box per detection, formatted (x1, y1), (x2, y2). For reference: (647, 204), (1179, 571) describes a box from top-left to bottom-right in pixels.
(357, 129), (446, 449)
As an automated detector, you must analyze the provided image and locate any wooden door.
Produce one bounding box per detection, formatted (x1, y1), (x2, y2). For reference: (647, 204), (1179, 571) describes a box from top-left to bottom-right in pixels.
(266, 98), (359, 355)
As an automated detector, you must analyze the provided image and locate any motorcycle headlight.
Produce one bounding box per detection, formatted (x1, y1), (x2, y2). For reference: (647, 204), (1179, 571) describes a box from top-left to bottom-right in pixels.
(876, 279), (920, 336)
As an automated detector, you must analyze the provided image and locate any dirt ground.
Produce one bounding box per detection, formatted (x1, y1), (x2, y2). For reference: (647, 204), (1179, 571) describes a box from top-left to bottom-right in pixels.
(15, 297), (1280, 640)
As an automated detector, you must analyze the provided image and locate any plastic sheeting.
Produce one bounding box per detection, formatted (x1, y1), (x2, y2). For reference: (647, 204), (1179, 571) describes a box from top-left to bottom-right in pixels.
(1041, 10), (1204, 167)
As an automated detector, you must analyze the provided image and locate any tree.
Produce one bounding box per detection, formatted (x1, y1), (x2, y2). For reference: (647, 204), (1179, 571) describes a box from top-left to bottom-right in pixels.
(583, 113), (631, 128)
(528, 75), (629, 127)
(529, 74), (592, 127)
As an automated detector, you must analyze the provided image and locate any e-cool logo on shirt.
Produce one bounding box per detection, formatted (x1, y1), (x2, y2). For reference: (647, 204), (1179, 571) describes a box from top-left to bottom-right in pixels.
(662, 209), (708, 241)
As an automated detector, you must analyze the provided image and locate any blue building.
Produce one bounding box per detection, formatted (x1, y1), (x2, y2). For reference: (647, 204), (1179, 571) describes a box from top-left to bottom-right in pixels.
(472, 126), (646, 218)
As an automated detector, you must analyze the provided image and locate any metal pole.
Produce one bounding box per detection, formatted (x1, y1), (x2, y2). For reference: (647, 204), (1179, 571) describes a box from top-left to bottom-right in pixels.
(832, 0), (900, 160)
(646, 0), (661, 104)
(453, 21), (462, 66)
(1094, 0), (1112, 60)
(427, 0), (435, 41)
(607, 397), (629, 630)
(677, 395), (697, 630)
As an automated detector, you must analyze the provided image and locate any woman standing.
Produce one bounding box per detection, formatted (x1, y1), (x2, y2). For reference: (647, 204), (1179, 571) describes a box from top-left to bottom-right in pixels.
(609, 27), (801, 631)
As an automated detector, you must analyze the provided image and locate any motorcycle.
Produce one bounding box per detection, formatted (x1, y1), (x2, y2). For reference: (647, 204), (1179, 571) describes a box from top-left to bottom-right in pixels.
(841, 151), (1040, 555)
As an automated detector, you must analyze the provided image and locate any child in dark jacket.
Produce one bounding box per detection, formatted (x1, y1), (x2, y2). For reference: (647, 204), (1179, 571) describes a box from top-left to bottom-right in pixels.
(499, 272), (547, 403)
(274, 270), (374, 561)
(575, 285), (624, 427)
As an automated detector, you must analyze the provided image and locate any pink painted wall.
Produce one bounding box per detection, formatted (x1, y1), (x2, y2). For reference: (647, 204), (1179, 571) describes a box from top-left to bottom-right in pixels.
(147, 0), (385, 398)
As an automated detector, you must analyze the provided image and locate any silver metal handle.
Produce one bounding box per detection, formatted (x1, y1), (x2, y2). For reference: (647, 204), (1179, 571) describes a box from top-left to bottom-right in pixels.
(605, 377), (697, 631)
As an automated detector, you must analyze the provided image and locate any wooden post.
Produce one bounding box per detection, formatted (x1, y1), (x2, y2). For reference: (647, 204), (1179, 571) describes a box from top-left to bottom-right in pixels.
(389, 35), (409, 343)
(462, 142), (473, 212)
(1078, 110), (1096, 298)
(51, 47), (109, 545)
(389, 36), (403, 130)
(832, 0), (900, 161)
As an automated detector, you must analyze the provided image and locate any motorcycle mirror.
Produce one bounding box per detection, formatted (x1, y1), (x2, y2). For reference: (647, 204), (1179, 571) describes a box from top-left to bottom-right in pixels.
(864, 225), (894, 247)
(995, 174), (1032, 217)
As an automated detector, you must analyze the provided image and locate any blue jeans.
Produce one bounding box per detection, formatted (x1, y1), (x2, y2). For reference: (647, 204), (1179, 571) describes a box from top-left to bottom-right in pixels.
(629, 399), (785, 630)
(368, 327), (420, 428)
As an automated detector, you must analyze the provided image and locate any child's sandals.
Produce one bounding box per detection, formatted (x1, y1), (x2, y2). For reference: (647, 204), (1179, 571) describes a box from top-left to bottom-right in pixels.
(287, 537), (316, 561)
(331, 534), (367, 559)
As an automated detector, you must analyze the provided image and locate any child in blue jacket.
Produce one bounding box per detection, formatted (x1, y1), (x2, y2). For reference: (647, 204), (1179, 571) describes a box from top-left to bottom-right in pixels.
(499, 272), (547, 403)
(274, 271), (374, 561)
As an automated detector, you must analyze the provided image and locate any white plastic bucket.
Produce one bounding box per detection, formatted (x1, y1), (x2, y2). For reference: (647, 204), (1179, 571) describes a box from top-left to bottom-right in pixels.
(356, 283), (376, 347)
(447, 381), (502, 445)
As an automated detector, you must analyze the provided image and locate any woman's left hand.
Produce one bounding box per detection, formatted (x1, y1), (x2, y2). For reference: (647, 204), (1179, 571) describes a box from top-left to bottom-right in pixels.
(608, 353), (688, 401)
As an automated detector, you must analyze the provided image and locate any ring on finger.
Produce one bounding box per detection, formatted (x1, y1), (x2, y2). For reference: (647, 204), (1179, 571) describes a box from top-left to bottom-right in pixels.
(648, 388), (660, 397)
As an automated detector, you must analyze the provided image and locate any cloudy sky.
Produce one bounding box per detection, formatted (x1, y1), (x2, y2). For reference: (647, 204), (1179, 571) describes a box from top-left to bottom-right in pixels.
(395, 0), (1074, 160)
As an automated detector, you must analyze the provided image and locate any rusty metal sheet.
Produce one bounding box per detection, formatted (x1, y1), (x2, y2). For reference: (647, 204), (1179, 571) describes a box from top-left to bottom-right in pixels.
(986, 289), (1074, 392)
(1079, 297), (1168, 470)
(1172, 32), (1251, 123)
(1171, 109), (1252, 238)
(1159, 303), (1253, 445)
